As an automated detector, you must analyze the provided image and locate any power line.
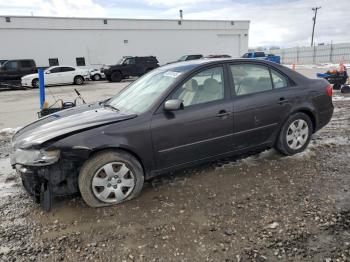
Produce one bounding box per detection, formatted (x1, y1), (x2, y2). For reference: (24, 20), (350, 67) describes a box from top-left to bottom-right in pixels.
(311, 6), (321, 47)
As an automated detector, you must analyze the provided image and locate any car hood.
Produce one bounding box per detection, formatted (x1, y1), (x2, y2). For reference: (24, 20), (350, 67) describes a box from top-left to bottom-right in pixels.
(12, 103), (137, 149)
(22, 73), (38, 79)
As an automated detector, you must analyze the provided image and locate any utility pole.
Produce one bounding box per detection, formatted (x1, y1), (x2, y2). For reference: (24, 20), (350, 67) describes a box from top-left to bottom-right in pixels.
(311, 6), (321, 47)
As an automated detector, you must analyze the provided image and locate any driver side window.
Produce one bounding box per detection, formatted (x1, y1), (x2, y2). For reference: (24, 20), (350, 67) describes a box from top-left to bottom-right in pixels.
(124, 58), (135, 65)
(172, 67), (225, 107)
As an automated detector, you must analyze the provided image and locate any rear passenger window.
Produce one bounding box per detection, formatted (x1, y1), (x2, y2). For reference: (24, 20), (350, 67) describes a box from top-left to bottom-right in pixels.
(230, 64), (273, 96)
(172, 67), (224, 107)
(270, 69), (288, 88)
(61, 67), (75, 72)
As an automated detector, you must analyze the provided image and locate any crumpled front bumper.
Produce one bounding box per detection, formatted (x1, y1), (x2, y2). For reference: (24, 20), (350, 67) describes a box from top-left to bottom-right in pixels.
(14, 159), (80, 211)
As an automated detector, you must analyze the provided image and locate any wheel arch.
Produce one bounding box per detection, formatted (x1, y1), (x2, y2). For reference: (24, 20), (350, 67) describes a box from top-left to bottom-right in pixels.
(87, 146), (146, 176)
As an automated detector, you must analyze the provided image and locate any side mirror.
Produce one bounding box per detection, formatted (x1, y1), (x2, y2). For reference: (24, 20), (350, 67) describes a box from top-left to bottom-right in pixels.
(164, 99), (184, 111)
(45, 71), (50, 74)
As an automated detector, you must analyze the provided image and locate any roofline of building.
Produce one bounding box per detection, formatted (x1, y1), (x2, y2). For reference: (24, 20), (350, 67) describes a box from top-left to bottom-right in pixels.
(0, 15), (250, 23)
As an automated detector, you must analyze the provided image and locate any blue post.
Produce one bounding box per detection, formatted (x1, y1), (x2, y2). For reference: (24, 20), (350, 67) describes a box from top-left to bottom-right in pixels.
(38, 68), (45, 109)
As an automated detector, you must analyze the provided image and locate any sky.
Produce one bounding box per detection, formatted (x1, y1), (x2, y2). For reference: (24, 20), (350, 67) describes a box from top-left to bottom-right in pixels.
(0, 0), (349, 48)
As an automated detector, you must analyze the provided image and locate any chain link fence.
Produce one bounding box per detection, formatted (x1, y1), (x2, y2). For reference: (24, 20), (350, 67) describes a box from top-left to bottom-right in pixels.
(273, 43), (350, 64)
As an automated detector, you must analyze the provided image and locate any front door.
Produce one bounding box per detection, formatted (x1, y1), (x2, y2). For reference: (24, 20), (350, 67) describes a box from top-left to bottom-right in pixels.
(151, 66), (234, 170)
(45, 67), (62, 85)
(229, 63), (292, 150)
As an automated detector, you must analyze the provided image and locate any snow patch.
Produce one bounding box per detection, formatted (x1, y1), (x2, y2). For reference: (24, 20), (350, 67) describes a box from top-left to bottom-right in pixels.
(0, 127), (21, 136)
(333, 95), (350, 101)
(287, 63), (350, 69)
(0, 157), (20, 198)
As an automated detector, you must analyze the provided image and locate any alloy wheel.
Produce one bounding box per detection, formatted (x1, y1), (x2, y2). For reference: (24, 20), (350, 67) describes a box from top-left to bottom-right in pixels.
(286, 119), (309, 150)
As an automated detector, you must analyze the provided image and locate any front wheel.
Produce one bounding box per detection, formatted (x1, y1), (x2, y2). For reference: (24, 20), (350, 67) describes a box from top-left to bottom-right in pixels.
(275, 112), (313, 156)
(32, 78), (39, 88)
(93, 74), (101, 81)
(111, 71), (122, 82)
(74, 76), (84, 85)
(79, 150), (144, 207)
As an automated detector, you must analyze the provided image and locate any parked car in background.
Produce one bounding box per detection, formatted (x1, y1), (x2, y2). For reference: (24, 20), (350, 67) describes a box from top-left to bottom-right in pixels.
(0, 59), (37, 87)
(0, 60), (8, 66)
(21, 66), (89, 88)
(242, 52), (281, 64)
(11, 59), (333, 210)
(89, 68), (105, 81)
(204, 54), (232, 59)
(177, 54), (203, 62)
(104, 56), (159, 82)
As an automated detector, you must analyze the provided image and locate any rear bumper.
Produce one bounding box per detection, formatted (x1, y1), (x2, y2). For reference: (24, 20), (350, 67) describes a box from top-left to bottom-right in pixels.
(316, 106), (334, 132)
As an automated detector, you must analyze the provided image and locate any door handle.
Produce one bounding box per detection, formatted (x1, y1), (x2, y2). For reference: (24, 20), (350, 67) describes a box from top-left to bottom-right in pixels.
(278, 97), (289, 105)
(216, 110), (231, 117)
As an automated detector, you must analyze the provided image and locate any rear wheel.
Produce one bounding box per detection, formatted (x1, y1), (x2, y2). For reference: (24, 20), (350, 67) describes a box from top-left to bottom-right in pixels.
(32, 78), (39, 88)
(333, 83), (341, 90)
(111, 71), (122, 82)
(74, 76), (84, 85)
(79, 150), (144, 207)
(93, 74), (101, 81)
(341, 85), (350, 93)
(275, 112), (313, 155)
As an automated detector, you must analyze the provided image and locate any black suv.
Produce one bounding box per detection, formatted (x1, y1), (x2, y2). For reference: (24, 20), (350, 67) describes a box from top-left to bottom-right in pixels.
(0, 59), (37, 87)
(104, 56), (159, 82)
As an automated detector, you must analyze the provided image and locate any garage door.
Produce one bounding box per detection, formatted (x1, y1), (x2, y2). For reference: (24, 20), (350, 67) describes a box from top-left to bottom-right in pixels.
(216, 34), (240, 58)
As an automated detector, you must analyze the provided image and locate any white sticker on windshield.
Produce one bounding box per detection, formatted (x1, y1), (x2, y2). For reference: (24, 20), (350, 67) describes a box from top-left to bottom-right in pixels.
(164, 71), (182, 78)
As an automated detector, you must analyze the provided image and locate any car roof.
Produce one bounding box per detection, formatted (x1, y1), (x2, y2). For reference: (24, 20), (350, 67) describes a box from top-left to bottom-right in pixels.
(162, 58), (309, 83)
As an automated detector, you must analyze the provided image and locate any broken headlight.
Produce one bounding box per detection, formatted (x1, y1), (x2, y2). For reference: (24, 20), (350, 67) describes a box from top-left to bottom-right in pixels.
(13, 149), (60, 166)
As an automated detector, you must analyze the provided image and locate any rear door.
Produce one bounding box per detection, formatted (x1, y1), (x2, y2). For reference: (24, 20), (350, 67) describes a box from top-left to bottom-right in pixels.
(151, 65), (234, 170)
(229, 63), (293, 150)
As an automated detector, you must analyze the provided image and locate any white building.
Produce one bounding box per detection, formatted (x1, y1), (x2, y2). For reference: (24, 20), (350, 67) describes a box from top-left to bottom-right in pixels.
(0, 16), (249, 67)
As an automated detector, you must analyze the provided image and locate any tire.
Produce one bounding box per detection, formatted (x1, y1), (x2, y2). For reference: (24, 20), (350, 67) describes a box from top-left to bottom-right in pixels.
(341, 85), (350, 93)
(74, 76), (84, 85)
(275, 112), (313, 156)
(111, 71), (122, 82)
(78, 150), (144, 208)
(93, 74), (101, 81)
(32, 78), (39, 88)
(333, 83), (341, 90)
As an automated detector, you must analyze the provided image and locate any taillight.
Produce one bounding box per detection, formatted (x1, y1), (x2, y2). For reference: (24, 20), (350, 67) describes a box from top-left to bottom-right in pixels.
(326, 85), (333, 97)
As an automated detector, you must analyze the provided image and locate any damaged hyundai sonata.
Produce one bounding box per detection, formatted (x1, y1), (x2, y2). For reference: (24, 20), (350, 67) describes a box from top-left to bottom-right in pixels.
(10, 59), (334, 210)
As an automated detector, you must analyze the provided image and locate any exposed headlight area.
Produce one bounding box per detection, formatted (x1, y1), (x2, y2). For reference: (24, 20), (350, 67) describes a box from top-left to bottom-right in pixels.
(11, 148), (60, 166)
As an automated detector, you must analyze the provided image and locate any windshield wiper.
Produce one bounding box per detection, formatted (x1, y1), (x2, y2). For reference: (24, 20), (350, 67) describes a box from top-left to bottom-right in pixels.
(104, 104), (119, 112)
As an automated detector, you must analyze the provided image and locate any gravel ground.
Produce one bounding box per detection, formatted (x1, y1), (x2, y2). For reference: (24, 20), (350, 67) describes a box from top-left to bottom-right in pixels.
(0, 93), (349, 262)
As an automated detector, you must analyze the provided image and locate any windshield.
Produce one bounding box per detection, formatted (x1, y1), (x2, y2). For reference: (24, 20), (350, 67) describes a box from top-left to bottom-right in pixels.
(116, 57), (130, 65)
(106, 68), (183, 114)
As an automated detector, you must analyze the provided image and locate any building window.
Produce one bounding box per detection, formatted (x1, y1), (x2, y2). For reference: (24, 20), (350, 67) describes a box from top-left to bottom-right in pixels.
(5, 17), (11, 23)
(103, 19), (107, 24)
(231, 21), (235, 25)
(76, 57), (86, 66)
(49, 58), (59, 66)
(124, 40), (128, 44)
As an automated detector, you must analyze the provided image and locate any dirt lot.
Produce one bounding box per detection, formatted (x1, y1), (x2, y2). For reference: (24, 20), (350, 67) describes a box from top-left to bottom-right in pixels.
(1, 80), (350, 261)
